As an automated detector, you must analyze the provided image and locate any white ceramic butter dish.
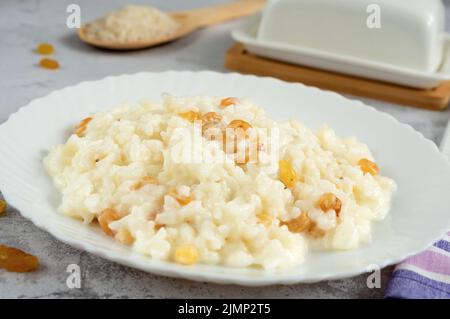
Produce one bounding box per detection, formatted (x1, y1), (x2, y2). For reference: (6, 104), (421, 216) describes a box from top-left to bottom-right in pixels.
(232, 0), (450, 89)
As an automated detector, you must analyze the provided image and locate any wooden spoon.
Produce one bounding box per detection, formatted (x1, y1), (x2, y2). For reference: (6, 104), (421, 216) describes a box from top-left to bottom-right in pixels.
(78, 0), (266, 50)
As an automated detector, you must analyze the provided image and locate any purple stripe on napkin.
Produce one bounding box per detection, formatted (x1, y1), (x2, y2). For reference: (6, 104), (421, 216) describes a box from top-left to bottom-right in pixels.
(405, 250), (450, 275)
(385, 232), (450, 299)
(434, 240), (450, 252)
(386, 270), (450, 299)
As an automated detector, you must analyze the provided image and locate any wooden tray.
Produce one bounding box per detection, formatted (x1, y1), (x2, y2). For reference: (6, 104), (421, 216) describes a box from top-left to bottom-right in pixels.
(225, 43), (450, 110)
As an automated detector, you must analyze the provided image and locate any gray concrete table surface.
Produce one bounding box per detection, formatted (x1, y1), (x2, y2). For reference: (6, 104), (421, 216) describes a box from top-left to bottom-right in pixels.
(1, 0), (449, 299)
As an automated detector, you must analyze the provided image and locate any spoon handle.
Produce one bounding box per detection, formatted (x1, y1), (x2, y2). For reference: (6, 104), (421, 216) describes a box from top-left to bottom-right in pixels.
(181, 0), (266, 28)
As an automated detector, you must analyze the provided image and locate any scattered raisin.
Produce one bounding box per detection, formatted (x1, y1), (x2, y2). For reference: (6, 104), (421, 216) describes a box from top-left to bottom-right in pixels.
(98, 208), (120, 236)
(174, 245), (198, 265)
(283, 213), (326, 239)
(131, 176), (158, 190)
(179, 111), (200, 123)
(317, 193), (342, 217)
(168, 188), (192, 206)
(308, 227), (326, 239)
(202, 121), (223, 139)
(358, 158), (379, 176)
(201, 112), (222, 122)
(227, 119), (252, 131)
(74, 117), (92, 137)
(283, 212), (313, 233)
(220, 97), (239, 108)
(0, 200), (6, 216)
(278, 160), (297, 188)
(257, 212), (272, 227)
(0, 244), (39, 273)
(115, 229), (134, 245)
(36, 43), (54, 55)
(39, 58), (59, 70)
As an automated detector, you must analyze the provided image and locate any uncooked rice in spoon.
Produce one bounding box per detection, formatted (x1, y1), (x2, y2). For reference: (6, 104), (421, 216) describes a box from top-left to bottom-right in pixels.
(84, 5), (179, 43)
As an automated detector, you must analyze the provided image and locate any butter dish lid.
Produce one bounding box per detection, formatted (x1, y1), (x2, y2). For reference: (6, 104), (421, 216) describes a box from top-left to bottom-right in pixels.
(257, 0), (445, 73)
(232, 12), (450, 89)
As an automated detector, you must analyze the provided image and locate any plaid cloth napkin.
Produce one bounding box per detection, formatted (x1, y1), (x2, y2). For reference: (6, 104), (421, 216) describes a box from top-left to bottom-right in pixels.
(385, 119), (450, 299)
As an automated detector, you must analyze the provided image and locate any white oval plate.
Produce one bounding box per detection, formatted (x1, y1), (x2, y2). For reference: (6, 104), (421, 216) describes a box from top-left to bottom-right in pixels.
(232, 14), (450, 89)
(1, 71), (450, 286)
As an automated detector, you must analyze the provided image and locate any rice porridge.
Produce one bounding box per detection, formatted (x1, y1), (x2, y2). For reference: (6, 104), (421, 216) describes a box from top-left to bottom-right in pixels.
(43, 95), (396, 270)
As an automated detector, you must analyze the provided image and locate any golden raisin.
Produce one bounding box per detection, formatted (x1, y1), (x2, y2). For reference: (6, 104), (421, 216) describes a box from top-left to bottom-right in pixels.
(283, 212), (313, 233)
(201, 112), (222, 123)
(74, 117), (92, 137)
(0, 244), (39, 273)
(202, 121), (216, 132)
(98, 208), (120, 236)
(174, 245), (199, 265)
(179, 111), (200, 123)
(224, 120), (259, 165)
(279, 160), (297, 188)
(257, 212), (272, 227)
(358, 158), (379, 176)
(39, 58), (59, 70)
(36, 43), (54, 55)
(142, 176), (158, 184)
(203, 125), (224, 145)
(131, 176), (158, 190)
(308, 227), (326, 239)
(115, 229), (134, 245)
(220, 97), (239, 108)
(283, 213), (326, 238)
(317, 193), (342, 217)
(227, 119), (252, 131)
(168, 188), (192, 206)
(0, 200), (6, 216)
(225, 119), (252, 152)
